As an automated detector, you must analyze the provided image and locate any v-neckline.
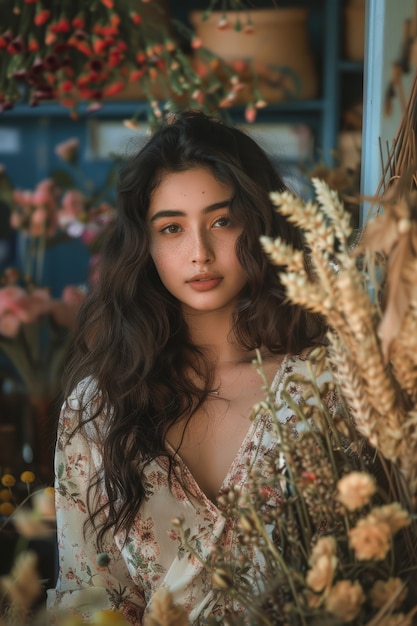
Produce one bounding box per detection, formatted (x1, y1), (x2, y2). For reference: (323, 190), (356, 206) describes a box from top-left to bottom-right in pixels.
(164, 354), (290, 508)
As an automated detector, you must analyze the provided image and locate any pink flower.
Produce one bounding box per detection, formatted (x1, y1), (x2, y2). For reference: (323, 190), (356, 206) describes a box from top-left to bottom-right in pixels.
(86, 102), (103, 113)
(81, 227), (99, 246)
(245, 105), (257, 123)
(61, 285), (85, 307)
(59, 190), (86, 225)
(31, 207), (48, 225)
(10, 212), (22, 229)
(13, 288), (52, 324)
(0, 286), (27, 316)
(32, 179), (58, 210)
(13, 189), (32, 207)
(0, 282), (75, 341)
(30, 208), (48, 236)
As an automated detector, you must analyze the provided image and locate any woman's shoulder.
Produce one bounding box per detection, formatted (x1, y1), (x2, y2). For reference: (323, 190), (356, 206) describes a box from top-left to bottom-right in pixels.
(59, 376), (108, 442)
(65, 376), (99, 412)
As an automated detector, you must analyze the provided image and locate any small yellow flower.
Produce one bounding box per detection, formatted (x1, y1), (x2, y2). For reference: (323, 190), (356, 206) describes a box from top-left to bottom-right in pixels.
(44, 487), (55, 499)
(0, 488), (11, 502)
(20, 471), (36, 484)
(1, 474), (16, 487)
(0, 501), (15, 516)
(92, 610), (129, 625)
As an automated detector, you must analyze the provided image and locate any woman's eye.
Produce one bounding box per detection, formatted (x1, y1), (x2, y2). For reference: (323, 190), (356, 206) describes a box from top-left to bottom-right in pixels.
(160, 224), (180, 234)
(213, 216), (231, 228)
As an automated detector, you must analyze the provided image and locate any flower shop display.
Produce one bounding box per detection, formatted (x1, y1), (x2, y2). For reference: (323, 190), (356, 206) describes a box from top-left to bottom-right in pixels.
(0, 0), (288, 125)
(0, 270), (86, 482)
(4, 136), (118, 286)
(0, 137), (117, 482)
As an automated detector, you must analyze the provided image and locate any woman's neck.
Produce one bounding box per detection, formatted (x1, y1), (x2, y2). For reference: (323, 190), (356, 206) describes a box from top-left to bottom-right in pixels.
(183, 306), (251, 366)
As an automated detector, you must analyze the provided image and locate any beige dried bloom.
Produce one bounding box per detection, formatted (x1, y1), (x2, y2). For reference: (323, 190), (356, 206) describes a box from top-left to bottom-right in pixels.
(0, 551), (42, 623)
(348, 518), (392, 561)
(369, 503), (411, 534)
(144, 587), (189, 626)
(306, 536), (338, 592)
(325, 580), (365, 622)
(369, 577), (407, 609)
(337, 471), (376, 511)
(348, 502), (410, 561)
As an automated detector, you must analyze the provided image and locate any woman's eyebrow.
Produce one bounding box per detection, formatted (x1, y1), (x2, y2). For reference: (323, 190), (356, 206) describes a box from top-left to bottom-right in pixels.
(150, 199), (231, 222)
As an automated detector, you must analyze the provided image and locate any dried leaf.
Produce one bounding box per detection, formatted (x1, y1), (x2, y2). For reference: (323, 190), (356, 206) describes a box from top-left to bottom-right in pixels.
(378, 233), (417, 360)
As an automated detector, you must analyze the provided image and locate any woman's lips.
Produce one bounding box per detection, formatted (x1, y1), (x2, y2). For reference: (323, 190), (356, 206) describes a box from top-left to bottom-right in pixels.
(187, 274), (223, 291)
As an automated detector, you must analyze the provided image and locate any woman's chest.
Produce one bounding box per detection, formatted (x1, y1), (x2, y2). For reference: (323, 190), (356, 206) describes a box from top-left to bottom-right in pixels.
(166, 360), (280, 503)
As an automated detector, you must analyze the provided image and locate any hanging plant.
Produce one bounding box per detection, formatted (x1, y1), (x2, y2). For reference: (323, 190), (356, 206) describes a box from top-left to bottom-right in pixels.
(0, 0), (275, 125)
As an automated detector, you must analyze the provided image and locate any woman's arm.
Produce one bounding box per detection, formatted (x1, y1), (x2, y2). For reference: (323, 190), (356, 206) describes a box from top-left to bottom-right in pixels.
(47, 396), (146, 624)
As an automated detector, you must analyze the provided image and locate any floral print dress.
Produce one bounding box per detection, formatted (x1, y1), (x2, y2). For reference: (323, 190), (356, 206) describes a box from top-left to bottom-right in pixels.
(47, 353), (336, 624)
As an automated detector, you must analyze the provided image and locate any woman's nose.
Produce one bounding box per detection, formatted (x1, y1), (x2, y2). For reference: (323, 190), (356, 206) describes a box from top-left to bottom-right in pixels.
(191, 230), (213, 264)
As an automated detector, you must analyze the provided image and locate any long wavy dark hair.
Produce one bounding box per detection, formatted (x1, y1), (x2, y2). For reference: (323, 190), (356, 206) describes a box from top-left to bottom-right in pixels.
(64, 110), (324, 546)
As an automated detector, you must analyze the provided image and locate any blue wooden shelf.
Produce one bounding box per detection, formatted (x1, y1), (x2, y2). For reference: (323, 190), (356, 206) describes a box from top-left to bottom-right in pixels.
(338, 60), (364, 73)
(1, 97), (327, 119)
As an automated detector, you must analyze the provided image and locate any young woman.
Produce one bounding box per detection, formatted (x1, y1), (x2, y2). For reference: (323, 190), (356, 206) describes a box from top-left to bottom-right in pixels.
(47, 111), (336, 624)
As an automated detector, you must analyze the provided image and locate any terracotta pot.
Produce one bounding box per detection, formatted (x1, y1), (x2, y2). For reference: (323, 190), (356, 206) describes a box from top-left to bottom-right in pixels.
(189, 8), (318, 102)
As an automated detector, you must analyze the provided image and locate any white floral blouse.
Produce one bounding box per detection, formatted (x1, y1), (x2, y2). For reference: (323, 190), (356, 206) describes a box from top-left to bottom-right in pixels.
(47, 352), (336, 625)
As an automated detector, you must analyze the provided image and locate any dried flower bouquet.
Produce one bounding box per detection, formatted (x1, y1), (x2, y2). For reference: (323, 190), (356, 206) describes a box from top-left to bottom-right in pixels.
(263, 179), (417, 490)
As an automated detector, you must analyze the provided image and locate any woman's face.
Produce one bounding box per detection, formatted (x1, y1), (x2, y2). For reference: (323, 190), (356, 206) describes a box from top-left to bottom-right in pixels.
(147, 167), (248, 316)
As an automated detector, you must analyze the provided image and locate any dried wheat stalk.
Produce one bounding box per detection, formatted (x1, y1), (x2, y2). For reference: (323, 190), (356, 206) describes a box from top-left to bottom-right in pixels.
(263, 178), (417, 492)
